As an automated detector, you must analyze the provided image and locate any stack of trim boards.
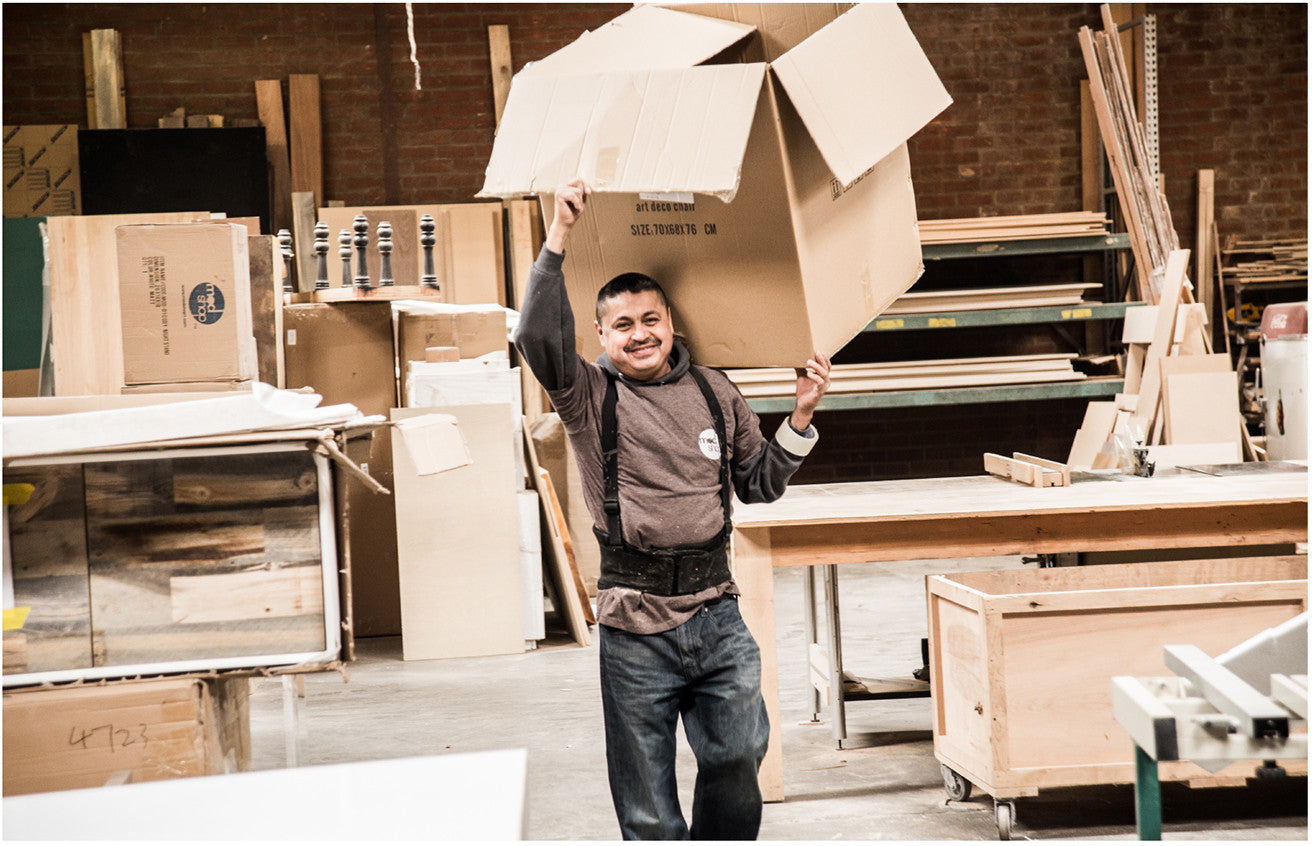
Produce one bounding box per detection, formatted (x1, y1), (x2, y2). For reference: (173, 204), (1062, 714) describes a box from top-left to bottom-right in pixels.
(1222, 238), (1309, 284)
(727, 353), (1084, 398)
(1068, 249), (1245, 470)
(884, 282), (1101, 314)
(917, 211), (1111, 244)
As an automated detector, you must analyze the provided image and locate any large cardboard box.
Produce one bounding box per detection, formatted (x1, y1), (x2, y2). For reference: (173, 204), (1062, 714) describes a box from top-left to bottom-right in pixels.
(3, 676), (250, 796)
(282, 302), (400, 635)
(479, 4), (950, 367)
(3, 124), (81, 218)
(116, 222), (257, 385)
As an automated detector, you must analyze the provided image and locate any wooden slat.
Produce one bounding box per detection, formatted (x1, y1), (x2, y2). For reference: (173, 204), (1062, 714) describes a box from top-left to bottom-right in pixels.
(1132, 249), (1190, 439)
(255, 80), (293, 236)
(288, 74), (323, 207)
(291, 191), (317, 294)
(81, 33), (97, 130)
(169, 566), (324, 624)
(247, 235), (282, 387)
(1196, 169), (1215, 330)
(540, 468), (596, 626)
(88, 29), (127, 130)
(523, 427), (591, 646)
(488, 25), (514, 127)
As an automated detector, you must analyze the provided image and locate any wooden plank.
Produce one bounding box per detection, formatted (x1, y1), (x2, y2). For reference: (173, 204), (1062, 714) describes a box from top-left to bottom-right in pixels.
(488, 25), (514, 127)
(1079, 26), (1153, 299)
(287, 74), (322, 207)
(255, 80), (292, 236)
(1196, 169), (1216, 332)
(523, 433), (590, 646)
(47, 211), (210, 396)
(443, 204), (506, 305)
(1163, 370), (1242, 446)
(540, 468), (596, 626)
(81, 33), (97, 130)
(732, 369), (1083, 398)
(291, 191), (317, 294)
(1131, 249), (1190, 439)
(391, 404), (526, 660)
(170, 565), (324, 624)
(247, 235), (282, 387)
(1067, 401), (1117, 469)
(731, 526), (783, 803)
(88, 29), (127, 130)
(1012, 452), (1071, 487)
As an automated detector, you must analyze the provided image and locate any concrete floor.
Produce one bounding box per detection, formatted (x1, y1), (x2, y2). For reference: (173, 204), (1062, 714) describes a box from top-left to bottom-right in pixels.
(247, 555), (1307, 841)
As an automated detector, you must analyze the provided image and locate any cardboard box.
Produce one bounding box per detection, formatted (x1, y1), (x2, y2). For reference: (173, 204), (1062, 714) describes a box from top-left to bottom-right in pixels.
(116, 222), (257, 385)
(3, 676), (249, 796)
(3, 124), (81, 218)
(281, 301), (399, 635)
(395, 304), (508, 391)
(479, 4), (950, 367)
(282, 302), (396, 412)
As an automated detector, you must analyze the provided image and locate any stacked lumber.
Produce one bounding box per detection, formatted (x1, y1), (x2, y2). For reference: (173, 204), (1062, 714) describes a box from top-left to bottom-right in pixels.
(918, 212), (1111, 244)
(1079, 7), (1182, 304)
(1068, 249), (1246, 470)
(885, 282), (1100, 314)
(1222, 238), (1309, 284)
(726, 354), (1085, 398)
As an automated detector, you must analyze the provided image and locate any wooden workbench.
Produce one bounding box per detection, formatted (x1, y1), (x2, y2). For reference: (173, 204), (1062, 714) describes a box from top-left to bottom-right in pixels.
(729, 467), (1309, 802)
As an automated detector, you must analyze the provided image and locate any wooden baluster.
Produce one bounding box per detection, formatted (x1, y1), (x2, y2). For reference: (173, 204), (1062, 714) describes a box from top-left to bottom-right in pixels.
(277, 229), (294, 293)
(339, 229), (353, 288)
(377, 220), (394, 286)
(420, 213), (439, 291)
(352, 214), (371, 289)
(313, 222), (330, 290)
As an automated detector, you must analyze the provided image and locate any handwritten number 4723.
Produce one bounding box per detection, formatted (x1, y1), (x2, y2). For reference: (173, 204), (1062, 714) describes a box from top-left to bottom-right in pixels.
(67, 723), (150, 752)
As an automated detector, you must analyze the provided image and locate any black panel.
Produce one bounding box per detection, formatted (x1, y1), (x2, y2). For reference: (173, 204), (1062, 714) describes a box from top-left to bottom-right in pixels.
(78, 128), (270, 235)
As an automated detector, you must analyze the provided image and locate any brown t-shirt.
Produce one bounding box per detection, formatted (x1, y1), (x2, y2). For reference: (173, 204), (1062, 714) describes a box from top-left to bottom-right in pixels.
(513, 246), (817, 633)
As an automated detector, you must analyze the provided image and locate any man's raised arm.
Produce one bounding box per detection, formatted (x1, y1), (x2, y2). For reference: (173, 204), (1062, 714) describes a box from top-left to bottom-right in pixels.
(512, 180), (589, 392)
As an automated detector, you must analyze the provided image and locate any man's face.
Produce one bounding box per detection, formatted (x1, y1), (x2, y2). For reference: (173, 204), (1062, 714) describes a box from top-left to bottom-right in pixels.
(595, 290), (674, 381)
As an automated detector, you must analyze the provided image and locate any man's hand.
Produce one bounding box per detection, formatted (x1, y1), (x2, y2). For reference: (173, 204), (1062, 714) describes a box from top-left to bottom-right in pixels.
(545, 179), (589, 253)
(790, 351), (831, 432)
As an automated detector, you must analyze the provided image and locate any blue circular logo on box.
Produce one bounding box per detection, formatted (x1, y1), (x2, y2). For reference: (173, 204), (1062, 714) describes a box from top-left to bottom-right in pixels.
(188, 283), (225, 325)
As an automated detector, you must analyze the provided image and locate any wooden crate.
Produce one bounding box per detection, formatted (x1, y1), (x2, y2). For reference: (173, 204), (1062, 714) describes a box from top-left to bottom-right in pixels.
(927, 556), (1308, 801)
(3, 676), (249, 796)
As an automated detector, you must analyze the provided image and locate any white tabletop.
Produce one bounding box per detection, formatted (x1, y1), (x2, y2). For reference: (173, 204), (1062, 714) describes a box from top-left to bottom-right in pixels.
(3, 749), (528, 841)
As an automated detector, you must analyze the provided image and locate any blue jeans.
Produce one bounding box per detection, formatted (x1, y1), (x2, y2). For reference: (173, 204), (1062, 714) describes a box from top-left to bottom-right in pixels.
(598, 596), (770, 840)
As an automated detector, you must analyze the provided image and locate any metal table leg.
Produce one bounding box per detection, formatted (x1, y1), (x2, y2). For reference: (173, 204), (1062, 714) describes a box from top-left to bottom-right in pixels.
(1134, 743), (1163, 840)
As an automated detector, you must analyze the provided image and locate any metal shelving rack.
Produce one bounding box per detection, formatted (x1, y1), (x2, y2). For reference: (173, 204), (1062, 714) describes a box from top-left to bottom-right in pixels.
(742, 233), (1138, 415)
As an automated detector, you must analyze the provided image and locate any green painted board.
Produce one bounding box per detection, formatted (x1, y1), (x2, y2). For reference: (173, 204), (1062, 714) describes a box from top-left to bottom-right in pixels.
(3, 216), (46, 371)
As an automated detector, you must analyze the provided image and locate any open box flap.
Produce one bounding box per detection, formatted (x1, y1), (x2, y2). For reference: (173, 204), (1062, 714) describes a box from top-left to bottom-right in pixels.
(480, 63), (767, 201)
(521, 4), (756, 78)
(770, 3), (952, 186)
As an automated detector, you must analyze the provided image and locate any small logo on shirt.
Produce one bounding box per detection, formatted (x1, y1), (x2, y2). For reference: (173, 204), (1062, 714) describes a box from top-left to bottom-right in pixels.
(698, 428), (721, 460)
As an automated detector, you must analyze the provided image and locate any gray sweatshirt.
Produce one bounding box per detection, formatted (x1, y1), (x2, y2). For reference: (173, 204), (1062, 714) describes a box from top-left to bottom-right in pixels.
(513, 246), (817, 633)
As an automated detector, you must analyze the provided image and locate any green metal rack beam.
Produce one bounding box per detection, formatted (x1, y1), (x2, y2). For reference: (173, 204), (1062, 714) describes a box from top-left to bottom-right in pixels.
(865, 301), (1143, 332)
(745, 377), (1124, 414)
(921, 232), (1131, 261)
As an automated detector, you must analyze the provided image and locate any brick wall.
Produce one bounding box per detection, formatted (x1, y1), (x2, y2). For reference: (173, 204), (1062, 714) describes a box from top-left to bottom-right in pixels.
(3, 3), (1305, 480)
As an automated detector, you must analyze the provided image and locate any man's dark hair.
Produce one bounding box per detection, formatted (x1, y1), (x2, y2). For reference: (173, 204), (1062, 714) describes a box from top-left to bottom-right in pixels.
(596, 272), (669, 321)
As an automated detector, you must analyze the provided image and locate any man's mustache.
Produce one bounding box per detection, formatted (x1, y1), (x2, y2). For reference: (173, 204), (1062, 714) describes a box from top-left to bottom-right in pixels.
(625, 340), (661, 353)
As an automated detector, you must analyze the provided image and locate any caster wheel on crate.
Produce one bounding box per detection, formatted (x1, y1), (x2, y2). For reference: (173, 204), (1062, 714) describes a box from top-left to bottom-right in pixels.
(940, 763), (972, 801)
(994, 800), (1015, 841)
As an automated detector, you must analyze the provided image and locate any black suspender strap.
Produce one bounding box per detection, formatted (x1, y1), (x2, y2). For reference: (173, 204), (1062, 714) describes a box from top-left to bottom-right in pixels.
(600, 371), (623, 547)
(686, 367), (732, 534)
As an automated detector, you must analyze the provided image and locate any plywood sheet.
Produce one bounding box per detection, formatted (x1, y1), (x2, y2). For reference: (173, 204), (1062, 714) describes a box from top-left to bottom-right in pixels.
(1163, 370), (1242, 446)
(391, 404), (525, 660)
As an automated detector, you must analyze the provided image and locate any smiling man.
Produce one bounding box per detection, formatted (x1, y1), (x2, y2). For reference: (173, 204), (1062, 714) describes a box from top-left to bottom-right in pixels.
(513, 178), (831, 841)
